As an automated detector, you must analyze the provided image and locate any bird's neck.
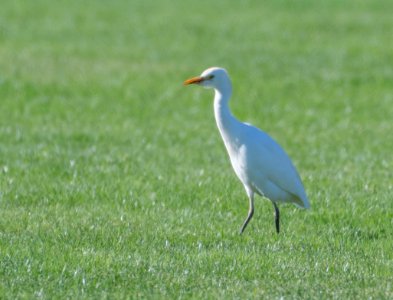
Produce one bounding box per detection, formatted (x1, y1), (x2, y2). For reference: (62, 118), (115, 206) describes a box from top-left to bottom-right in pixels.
(213, 86), (239, 138)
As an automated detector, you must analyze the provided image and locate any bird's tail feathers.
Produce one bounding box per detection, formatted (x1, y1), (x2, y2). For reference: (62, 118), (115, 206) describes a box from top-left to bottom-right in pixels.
(292, 193), (310, 209)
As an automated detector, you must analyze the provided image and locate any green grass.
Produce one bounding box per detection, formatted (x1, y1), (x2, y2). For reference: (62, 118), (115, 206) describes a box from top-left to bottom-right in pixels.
(1, 0), (392, 298)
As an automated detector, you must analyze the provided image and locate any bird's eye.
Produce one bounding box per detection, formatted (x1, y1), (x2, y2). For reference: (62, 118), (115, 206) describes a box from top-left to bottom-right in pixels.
(207, 75), (215, 80)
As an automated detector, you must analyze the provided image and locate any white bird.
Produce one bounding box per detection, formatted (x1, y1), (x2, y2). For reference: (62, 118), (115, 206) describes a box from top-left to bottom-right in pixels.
(184, 67), (310, 234)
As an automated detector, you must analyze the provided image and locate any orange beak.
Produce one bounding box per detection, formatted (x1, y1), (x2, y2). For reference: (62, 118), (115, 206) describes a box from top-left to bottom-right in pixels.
(183, 76), (205, 85)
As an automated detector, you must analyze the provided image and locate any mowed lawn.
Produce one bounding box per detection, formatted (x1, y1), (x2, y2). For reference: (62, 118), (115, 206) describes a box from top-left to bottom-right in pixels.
(0, 0), (392, 298)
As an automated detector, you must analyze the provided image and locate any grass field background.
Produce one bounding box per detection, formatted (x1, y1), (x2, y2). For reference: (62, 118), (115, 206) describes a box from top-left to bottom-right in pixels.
(1, 0), (392, 298)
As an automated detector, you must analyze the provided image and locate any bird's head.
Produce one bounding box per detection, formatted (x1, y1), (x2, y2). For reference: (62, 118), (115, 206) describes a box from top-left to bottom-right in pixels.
(184, 67), (231, 91)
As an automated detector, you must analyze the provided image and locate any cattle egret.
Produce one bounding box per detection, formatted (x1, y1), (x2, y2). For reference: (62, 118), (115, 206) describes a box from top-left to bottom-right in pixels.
(184, 67), (310, 234)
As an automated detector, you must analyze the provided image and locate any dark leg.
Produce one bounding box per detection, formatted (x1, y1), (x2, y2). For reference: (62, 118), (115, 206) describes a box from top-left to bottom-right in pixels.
(273, 202), (280, 234)
(240, 190), (254, 234)
(240, 207), (254, 234)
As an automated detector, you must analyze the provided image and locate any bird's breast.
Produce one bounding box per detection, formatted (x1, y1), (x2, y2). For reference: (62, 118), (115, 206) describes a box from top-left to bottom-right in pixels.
(226, 143), (251, 185)
(218, 123), (257, 186)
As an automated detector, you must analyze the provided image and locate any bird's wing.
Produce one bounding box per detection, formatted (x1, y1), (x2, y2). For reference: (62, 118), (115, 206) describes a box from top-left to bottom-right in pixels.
(244, 125), (309, 208)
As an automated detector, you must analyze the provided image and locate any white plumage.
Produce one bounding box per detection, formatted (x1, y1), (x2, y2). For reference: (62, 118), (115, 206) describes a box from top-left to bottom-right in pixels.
(184, 67), (309, 234)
